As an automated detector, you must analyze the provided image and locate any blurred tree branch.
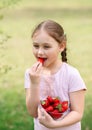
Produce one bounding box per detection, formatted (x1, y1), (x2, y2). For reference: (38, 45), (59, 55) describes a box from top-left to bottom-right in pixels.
(0, 0), (22, 44)
(0, 0), (21, 9)
(0, 0), (22, 74)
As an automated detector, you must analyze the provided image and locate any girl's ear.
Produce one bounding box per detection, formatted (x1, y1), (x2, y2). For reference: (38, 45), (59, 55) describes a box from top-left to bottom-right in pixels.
(59, 41), (66, 52)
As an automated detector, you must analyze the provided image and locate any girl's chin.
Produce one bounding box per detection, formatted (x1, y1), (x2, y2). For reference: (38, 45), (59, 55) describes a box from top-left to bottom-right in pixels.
(43, 62), (53, 68)
(42, 62), (49, 68)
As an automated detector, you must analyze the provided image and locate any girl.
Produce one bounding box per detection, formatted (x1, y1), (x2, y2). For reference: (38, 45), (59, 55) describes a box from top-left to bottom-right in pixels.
(24, 20), (86, 130)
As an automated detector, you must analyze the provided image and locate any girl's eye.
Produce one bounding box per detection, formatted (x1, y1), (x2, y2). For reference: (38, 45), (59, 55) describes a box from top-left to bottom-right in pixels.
(44, 46), (50, 49)
(33, 45), (39, 48)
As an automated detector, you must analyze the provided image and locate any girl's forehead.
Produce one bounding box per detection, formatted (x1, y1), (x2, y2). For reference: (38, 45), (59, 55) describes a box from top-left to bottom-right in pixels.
(32, 30), (57, 44)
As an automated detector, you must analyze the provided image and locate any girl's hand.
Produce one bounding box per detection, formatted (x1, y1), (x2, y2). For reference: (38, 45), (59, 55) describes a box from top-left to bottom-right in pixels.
(38, 107), (56, 129)
(29, 61), (43, 85)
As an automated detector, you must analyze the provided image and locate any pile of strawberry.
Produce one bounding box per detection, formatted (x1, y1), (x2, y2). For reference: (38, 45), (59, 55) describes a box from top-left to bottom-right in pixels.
(40, 96), (68, 119)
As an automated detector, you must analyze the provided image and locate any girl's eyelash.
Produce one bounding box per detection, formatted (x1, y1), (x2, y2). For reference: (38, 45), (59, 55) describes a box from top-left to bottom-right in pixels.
(33, 45), (39, 47)
(33, 45), (50, 47)
(33, 44), (51, 49)
(44, 46), (50, 48)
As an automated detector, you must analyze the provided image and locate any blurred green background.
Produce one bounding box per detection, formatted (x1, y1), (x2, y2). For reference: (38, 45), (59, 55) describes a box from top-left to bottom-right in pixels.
(0, 0), (92, 130)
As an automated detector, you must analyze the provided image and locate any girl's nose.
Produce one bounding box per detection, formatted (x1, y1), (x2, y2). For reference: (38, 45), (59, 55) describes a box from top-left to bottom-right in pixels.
(38, 48), (44, 55)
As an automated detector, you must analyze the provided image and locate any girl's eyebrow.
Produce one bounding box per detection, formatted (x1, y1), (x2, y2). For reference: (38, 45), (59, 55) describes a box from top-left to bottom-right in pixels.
(33, 42), (51, 45)
(32, 42), (38, 44)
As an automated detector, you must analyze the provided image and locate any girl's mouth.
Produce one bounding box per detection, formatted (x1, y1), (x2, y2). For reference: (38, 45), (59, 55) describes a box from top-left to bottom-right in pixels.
(38, 57), (47, 64)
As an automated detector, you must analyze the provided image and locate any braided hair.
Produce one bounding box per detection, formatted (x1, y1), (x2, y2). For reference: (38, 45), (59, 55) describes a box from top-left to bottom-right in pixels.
(31, 20), (67, 62)
(61, 48), (67, 62)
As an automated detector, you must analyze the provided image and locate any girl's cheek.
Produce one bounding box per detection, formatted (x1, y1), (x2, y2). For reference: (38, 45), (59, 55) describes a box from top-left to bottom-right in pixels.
(33, 49), (37, 55)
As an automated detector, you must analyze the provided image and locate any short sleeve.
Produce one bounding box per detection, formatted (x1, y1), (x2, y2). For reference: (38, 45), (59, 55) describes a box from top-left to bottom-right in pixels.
(68, 68), (87, 92)
(24, 69), (31, 88)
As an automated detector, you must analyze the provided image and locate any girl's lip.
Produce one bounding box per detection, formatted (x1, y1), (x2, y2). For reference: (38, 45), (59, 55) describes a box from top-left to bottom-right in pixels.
(37, 57), (47, 64)
(38, 57), (47, 61)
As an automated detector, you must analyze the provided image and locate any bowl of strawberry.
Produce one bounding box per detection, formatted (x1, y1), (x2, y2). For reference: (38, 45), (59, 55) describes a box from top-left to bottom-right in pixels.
(40, 96), (68, 119)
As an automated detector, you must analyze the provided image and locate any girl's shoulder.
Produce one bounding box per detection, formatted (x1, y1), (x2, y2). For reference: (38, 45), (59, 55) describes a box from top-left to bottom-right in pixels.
(64, 63), (79, 73)
(61, 63), (86, 91)
(57, 62), (80, 76)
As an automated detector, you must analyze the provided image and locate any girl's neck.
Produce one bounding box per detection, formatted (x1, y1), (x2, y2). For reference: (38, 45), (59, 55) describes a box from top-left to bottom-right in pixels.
(43, 60), (63, 75)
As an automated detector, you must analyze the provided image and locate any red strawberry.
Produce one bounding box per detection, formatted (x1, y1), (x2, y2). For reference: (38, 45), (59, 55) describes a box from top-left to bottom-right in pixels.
(52, 109), (59, 113)
(45, 106), (54, 112)
(41, 100), (49, 109)
(62, 101), (68, 112)
(53, 97), (60, 104)
(49, 109), (62, 119)
(47, 96), (54, 104)
(56, 103), (62, 112)
(53, 102), (60, 108)
(38, 58), (44, 63)
(61, 107), (65, 113)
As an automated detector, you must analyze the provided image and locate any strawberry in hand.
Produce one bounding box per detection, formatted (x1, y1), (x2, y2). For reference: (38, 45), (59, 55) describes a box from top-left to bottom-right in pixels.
(41, 100), (49, 109)
(49, 109), (63, 119)
(47, 96), (54, 104)
(45, 106), (54, 112)
(53, 97), (60, 104)
(40, 96), (68, 119)
(38, 58), (45, 64)
(61, 101), (68, 112)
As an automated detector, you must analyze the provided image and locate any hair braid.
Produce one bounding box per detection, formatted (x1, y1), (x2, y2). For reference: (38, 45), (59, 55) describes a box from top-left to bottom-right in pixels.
(61, 48), (67, 62)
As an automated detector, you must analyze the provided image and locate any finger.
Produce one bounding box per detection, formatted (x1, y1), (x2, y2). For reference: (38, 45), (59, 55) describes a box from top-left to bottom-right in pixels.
(36, 63), (43, 73)
(41, 108), (53, 121)
(38, 108), (45, 116)
(38, 108), (49, 119)
(38, 108), (45, 122)
(31, 62), (41, 72)
(32, 62), (40, 70)
(41, 108), (49, 118)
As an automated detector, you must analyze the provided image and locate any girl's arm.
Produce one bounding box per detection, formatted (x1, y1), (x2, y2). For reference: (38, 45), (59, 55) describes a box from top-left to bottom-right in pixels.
(38, 90), (86, 128)
(54, 90), (85, 127)
(25, 86), (40, 118)
(25, 62), (42, 118)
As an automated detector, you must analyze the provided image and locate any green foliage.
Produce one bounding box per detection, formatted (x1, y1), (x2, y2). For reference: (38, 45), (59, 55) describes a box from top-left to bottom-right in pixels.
(0, 88), (34, 130)
(0, 0), (22, 75)
(0, 0), (21, 9)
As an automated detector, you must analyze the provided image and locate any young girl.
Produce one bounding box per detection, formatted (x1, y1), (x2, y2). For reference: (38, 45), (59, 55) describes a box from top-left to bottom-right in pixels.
(24, 20), (86, 130)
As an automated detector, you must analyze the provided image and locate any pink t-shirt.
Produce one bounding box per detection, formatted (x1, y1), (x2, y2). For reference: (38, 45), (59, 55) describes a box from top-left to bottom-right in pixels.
(24, 62), (86, 130)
